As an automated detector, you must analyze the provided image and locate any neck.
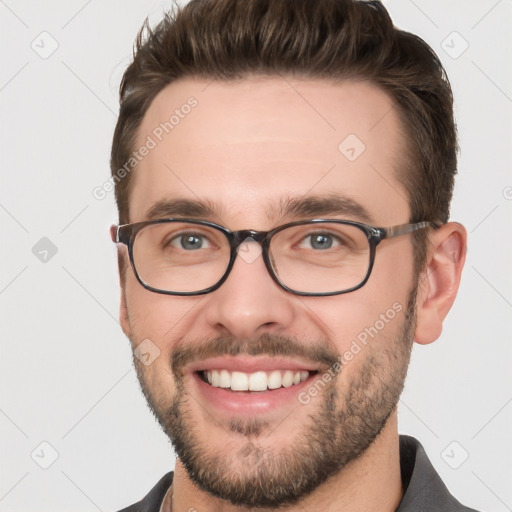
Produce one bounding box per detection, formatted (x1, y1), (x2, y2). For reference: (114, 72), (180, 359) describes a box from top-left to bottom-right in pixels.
(169, 413), (403, 512)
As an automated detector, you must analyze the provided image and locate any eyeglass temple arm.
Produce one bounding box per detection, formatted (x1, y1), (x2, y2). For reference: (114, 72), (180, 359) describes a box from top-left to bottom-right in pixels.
(382, 221), (439, 240)
(110, 225), (121, 243)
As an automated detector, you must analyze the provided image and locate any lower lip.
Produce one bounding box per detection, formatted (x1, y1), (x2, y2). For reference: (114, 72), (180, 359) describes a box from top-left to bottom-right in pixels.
(192, 371), (316, 416)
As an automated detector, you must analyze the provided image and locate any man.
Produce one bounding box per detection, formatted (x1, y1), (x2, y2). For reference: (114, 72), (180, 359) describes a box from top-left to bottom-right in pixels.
(109, 0), (478, 510)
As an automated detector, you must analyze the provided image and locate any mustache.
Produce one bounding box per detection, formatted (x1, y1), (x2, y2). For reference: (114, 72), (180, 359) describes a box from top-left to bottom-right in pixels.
(171, 333), (340, 378)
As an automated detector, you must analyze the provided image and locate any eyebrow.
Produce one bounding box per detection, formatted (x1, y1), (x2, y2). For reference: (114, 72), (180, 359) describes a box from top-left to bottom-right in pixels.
(143, 194), (375, 225)
(270, 194), (375, 224)
(145, 198), (223, 221)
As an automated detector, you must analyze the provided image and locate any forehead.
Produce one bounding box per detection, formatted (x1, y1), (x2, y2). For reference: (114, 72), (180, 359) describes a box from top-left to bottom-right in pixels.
(129, 76), (410, 227)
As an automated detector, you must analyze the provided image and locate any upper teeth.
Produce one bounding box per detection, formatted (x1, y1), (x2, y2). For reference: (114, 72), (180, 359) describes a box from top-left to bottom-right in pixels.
(205, 370), (310, 391)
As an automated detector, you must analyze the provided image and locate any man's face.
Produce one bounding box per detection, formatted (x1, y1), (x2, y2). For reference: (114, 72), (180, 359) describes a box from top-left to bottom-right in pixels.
(119, 77), (419, 507)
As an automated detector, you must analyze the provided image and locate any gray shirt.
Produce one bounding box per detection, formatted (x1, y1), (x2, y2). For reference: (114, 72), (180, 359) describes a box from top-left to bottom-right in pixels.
(116, 435), (481, 511)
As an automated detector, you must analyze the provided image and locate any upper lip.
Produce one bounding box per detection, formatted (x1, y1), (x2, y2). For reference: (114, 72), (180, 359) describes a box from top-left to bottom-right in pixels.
(187, 356), (322, 375)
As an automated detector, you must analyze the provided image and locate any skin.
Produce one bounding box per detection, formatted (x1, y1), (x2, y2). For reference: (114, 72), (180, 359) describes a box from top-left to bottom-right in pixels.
(116, 76), (467, 512)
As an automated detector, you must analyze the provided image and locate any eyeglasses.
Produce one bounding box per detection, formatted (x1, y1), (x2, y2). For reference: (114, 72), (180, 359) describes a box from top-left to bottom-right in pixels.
(112, 218), (437, 296)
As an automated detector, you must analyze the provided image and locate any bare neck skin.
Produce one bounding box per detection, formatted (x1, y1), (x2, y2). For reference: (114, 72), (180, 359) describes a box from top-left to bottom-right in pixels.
(169, 412), (403, 512)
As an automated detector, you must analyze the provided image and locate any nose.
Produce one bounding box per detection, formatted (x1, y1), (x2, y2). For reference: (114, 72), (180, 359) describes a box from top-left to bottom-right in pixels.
(204, 239), (296, 339)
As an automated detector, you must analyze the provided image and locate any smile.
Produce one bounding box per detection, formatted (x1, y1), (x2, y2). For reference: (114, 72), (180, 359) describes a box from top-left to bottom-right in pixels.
(198, 369), (313, 391)
(188, 356), (322, 414)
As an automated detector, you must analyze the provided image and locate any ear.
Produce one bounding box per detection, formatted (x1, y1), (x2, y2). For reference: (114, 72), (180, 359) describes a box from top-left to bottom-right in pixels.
(414, 222), (467, 345)
(111, 224), (132, 339)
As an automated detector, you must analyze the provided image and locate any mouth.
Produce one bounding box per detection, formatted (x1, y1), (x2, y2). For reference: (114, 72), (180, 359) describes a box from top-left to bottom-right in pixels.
(188, 357), (323, 416)
(196, 368), (317, 392)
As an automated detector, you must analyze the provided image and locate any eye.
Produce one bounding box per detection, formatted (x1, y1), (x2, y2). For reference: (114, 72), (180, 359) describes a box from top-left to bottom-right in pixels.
(169, 232), (212, 250)
(299, 232), (341, 250)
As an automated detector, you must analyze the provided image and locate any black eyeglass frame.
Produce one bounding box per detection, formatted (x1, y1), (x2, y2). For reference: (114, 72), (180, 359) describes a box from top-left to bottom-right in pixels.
(112, 218), (438, 297)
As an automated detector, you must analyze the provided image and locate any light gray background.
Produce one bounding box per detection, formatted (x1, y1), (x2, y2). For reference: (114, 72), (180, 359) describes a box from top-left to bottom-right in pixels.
(1, 1), (511, 511)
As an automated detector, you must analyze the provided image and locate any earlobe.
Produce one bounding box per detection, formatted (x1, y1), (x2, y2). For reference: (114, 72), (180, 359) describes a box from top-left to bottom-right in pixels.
(414, 222), (467, 345)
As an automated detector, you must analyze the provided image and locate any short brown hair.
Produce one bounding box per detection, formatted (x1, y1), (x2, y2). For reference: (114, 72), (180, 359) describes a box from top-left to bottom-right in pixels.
(111, 0), (458, 276)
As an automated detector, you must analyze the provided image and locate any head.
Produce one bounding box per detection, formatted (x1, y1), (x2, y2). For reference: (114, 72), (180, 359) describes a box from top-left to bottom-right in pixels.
(110, 0), (466, 507)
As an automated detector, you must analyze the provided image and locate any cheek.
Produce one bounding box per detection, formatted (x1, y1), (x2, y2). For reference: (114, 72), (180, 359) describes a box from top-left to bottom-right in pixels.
(124, 275), (200, 349)
(310, 296), (410, 389)
(309, 294), (402, 349)
(125, 290), (186, 395)
(302, 255), (413, 356)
